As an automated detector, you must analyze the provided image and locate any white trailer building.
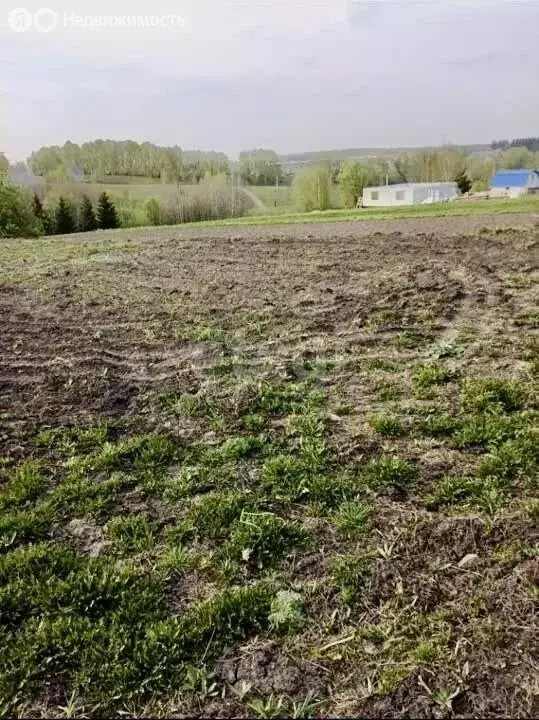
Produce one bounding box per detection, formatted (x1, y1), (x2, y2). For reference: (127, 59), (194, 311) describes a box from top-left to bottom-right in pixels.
(361, 182), (458, 207)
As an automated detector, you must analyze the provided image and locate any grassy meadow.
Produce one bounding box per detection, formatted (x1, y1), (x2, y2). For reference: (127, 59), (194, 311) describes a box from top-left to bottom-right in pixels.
(41, 178), (539, 232)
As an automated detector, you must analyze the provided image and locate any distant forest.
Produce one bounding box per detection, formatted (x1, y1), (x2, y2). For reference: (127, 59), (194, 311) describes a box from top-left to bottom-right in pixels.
(28, 141), (230, 184)
(18, 135), (539, 191)
(491, 137), (539, 152)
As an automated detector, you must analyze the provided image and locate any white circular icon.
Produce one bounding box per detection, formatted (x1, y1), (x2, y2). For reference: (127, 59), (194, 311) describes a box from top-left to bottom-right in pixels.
(34, 8), (57, 32)
(8, 7), (33, 32)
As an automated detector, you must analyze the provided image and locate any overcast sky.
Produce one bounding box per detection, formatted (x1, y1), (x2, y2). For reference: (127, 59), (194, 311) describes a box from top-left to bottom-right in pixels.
(1, 0), (538, 161)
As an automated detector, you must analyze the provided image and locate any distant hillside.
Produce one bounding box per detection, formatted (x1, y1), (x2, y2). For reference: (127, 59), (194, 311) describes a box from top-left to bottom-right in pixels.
(280, 144), (492, 166)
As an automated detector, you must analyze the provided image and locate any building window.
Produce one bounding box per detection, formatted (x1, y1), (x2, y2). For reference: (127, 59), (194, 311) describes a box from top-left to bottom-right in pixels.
(395, 190), (405, 200)
(371, 191), (379, 200)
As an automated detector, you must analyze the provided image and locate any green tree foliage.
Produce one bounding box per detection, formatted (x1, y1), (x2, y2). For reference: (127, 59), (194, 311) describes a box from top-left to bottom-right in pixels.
(292, 164), (332, 212)
(455, 170), (472, 195)
(159, 149), (184, 184)
(497, 146), (536, 170)
(0, 154), (9, 177)
(78, 195), (98, 232)
(0, 180), (42, 238)
(239, 149), (284, 186)
(145, 198), (162, 225)
(32, 193), (53, 234)
(97, 192), (120, 230)
(29, 140), (229, 183)
(338, 161), (383, 207)
(466, 155), (496, 188)
(393, 146), (467, 184)
(55, 196), (77, 235)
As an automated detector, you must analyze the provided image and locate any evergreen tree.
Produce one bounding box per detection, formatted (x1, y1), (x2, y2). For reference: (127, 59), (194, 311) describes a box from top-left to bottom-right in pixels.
(455, 170), (472, 195)
(55, 196), (76, 234)
(96, 192), (119, 229)
(31, 193), (53, 234)
(32, 193), (44, 220)
(79, 194), (98, 231)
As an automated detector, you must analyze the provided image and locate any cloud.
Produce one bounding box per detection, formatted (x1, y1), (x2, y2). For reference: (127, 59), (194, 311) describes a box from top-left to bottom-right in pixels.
(1, 0), (539, 160)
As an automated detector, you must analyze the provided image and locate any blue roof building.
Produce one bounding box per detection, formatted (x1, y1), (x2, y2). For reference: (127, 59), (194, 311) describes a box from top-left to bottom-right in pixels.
(490, 169), (539, 197)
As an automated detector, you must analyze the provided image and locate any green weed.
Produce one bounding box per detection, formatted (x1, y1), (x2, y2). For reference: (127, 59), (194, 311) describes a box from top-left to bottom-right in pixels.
(478, 435), (537, 480)
(164, 393), (201, 417)
(36, 422), (115, 454)
(416, 413), (459, 438)
(201, 435), (266, 465)
(424, 475), (483, 510)
(257, 381), (323, 415)
(241, 413), (266, 430)
(424, 474), (515, 514)
(192, 324), (225, 342)
(454, 411), (533, 448)
(394, 332), (424, 349)
(248, 694), (287, 719)
(412, 363), (454, 389)
(461, 378), (528, 414)
(333, 500), (372, 534)
(333, 402), (354, 416)
(514, 312), (539, 329)
(50, 472), (133, 519)
(268, 590), (304, 631)
(331, 551), (373, 605)
(224, 512), (308, 571)
(368, 414), (404, 437)
(363, 456), (418, 492)
(506, 274), (534, 289)
(374, 380), (403, 401)
(106, 515), (155, 553)
(84, 434), (177, 476)
(363, 358), (400, 372)
(0, 460), (44, 508)
(367, 310), (398, 330)
(291, 411), (327, 470)
(0, 503), (54, 551)
(261, 454), (308, 502)
(164, 461), (238, 501)
(186, 491), (256, 539)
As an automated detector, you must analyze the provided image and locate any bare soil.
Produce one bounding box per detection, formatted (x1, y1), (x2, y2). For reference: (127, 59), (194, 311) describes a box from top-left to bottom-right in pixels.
(0, 214), (537, 718)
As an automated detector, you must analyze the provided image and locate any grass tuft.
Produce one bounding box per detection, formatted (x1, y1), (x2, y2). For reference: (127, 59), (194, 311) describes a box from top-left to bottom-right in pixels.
(363, 456), (418, 492)
(224, 511), (308, 571)
(368, 414), (404, 437)
(412, 363), (454, 389)
(106, 515), (155, 553)
(333, 500), (372, 534)
(461, 377), (529, 414)
(0, 460), (44, 509)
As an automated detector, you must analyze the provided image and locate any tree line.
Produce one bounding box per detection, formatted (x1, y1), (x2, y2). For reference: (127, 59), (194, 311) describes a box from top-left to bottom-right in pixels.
(23, 137), (539, 192)
(0, 176), (120, 238)
(28, 141), (293, 188)
(491, 137), (539, 152)
(29, 140), (230, 184)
